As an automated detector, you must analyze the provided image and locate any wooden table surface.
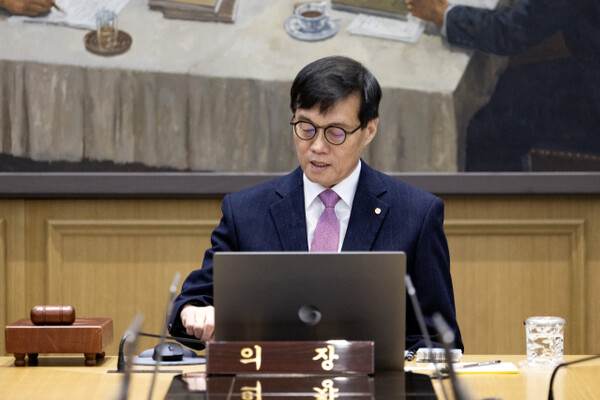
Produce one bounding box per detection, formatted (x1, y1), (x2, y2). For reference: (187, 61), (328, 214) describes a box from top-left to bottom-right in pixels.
(428, 355), (600, 400)
(0, 355), (598, 399)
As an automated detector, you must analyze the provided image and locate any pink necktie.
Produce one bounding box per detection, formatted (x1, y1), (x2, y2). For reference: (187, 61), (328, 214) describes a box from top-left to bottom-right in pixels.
(310, 189), (341, 252)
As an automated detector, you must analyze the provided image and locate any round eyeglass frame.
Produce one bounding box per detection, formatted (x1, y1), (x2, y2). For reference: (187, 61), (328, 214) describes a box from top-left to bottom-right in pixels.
(290, 120), (362, 145)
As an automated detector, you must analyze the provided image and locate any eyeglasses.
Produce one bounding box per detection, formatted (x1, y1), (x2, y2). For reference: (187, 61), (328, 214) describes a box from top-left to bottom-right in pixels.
(290, 120), (362, 145)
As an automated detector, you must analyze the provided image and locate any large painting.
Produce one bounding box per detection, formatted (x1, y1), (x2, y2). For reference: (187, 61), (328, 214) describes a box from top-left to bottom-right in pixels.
(1, 1), (598, 173)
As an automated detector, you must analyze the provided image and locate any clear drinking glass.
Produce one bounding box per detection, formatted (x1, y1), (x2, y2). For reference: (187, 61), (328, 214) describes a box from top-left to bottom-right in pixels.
(96, 9), (118, 50)
(524, 316), (565, 367)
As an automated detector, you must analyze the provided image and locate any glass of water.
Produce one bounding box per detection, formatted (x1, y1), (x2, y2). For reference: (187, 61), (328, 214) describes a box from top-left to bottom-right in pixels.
(524, 316), (566, 367)
(96, 9), (118, 50)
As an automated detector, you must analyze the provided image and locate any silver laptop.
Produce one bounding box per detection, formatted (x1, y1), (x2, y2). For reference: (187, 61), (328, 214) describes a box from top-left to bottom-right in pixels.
(213, 251), (406, 371)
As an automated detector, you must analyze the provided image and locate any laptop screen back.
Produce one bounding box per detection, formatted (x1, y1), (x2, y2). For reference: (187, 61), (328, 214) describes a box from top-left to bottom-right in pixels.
(213, 251), (406, 371)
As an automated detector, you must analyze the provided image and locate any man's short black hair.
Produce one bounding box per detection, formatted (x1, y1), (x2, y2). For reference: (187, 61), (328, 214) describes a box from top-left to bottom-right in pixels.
(290, 56), (382, 129)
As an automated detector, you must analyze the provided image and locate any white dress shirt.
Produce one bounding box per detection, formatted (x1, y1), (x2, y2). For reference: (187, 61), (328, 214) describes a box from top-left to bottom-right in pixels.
(303, 160), (362, 252)
(441, 4), (455, 37)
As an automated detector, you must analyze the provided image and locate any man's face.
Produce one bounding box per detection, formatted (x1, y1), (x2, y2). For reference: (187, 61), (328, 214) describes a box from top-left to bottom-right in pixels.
(293, 94), (378, 188)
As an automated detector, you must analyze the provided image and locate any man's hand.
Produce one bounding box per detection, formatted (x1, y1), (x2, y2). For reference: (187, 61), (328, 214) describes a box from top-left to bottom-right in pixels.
(406, 0), (450, 27)
(1, 0), (54, 16)
(180, 305), (215, 342)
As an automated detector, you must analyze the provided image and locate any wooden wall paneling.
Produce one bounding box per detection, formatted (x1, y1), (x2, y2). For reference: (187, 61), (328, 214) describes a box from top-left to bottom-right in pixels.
(45, 219), (219, 355)
(0, 200), (26, 356)
(443, 195), (600, 354)
(22, 199), (223, 356)
(0, 217), (5, 356)
(445, 218), (586, 355)
(3, 195), (599, 358)
(24, 199), (223, 308)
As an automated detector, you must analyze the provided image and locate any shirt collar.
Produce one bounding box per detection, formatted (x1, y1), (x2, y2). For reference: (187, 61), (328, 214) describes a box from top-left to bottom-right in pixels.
(303, 160), (362, 209)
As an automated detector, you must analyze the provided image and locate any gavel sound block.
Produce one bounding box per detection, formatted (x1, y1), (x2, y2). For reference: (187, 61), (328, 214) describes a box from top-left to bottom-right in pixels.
(5, 306), (113, 366)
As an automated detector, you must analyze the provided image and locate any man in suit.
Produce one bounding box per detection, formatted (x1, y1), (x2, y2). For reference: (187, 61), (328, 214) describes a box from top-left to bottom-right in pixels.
(406, 0), (599, 68)
(169, 56), (463, 352)
(407, 0), (600, 170)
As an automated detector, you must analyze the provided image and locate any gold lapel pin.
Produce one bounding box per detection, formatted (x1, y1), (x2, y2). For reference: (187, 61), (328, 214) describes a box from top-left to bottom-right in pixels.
(375, 208), (381, 215)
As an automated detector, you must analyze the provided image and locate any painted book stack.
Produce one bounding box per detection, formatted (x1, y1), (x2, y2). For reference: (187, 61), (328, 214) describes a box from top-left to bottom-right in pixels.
(149, 0), (239, 23)
(331, 0), (409, 19)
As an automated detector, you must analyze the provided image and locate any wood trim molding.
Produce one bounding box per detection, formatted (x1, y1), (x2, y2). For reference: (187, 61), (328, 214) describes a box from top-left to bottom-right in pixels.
(45, 219), (219, 304)
(0, 219), (6, 356)
(445, 219), (586, 353)
(46, 220), (221, 236)
(2, 173), (600, 197)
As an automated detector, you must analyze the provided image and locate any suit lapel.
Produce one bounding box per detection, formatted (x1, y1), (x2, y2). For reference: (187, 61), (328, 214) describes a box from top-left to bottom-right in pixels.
(342, 162), (389, 251)
(270, 168), (309, 251)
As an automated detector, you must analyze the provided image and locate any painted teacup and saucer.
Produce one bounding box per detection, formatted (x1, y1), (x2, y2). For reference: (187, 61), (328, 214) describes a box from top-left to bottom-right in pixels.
(284, 2), (340, 41)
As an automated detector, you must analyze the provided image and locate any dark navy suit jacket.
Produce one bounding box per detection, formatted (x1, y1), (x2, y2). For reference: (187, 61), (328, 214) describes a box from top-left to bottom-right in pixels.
(447, 0), (600, 69)
(169, 162), (463, 351)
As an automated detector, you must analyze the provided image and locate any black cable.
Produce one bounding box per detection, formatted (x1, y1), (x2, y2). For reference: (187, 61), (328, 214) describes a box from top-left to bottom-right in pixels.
(405, 275), (450, 400)
(432, 313), (470, 400)
(117, 314), (144, 400)
(116, 331), (131, 372)
(548, 354), (600, 400)
(138, 331), (206, 346)
(147, 273), (181, 400)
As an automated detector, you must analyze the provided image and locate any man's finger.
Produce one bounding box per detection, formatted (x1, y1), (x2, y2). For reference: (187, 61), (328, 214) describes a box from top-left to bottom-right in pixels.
(193, 318), (206, 339)
(201, 309), (215, 342)
(182, 308), (198, 337)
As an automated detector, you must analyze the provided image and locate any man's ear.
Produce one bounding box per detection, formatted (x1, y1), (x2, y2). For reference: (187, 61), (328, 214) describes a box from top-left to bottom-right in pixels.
(364, 118), (378, 145)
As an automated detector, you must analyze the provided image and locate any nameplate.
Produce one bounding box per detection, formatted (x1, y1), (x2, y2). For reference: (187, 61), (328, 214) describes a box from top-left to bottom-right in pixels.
(206, 341), (374, 375)
(203, 374), (373, 398)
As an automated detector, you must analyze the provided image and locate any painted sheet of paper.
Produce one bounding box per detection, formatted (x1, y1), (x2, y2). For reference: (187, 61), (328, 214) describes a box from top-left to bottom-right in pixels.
(346, 14), (425, 43)
(8, 0), (131, 30)
(346, 0), (500, 42)
(452, 0), (499, 10)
